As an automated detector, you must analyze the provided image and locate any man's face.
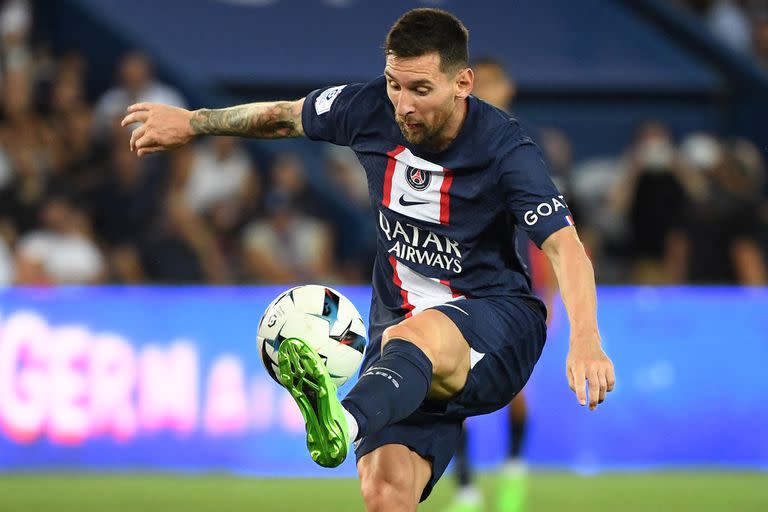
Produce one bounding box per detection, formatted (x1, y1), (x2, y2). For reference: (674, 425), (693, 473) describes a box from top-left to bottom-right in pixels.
(385, 53), (461, 146)
(120, 54), (151, 93)
(472, 63), (515, 110)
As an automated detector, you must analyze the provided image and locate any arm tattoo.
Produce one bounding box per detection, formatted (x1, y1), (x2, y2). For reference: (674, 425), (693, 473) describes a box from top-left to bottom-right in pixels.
(189, 100), (304, 138)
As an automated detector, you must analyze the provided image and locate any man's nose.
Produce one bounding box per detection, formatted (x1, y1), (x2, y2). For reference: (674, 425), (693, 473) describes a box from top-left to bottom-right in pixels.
(395, 91), (414, 117)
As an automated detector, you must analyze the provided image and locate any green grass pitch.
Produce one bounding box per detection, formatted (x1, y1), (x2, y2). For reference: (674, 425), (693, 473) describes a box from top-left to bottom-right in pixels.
(0, 472), (765, 511)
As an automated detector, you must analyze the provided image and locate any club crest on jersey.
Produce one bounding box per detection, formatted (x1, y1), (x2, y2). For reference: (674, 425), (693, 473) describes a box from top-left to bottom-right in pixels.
(405, 166), (431, 191)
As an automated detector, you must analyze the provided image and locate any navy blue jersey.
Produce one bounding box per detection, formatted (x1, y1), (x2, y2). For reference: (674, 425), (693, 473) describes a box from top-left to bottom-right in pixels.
(302, 77), (573, 344)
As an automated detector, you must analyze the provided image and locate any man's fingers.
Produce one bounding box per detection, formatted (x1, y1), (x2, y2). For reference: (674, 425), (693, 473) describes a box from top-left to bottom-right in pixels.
(606, 364), (616, 392)
(130, 126), (147, 152)
(566, 365), (575, 392)
(134, 135), (153, 150)
(121, 111), (150, 127)
(574, 366), (587, 406)
(588, 368), (600, 410)
(598, 368), (608, 404)
(134, 135), (159, 155)
(127, 102), (152, 113)
(137, 146), (164, 157)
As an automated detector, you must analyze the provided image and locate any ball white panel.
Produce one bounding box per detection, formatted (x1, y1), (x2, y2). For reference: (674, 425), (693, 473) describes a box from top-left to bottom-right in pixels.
(323, 343), (365, 387)
(256, 284), (368, 387)
(290, 285), (326, 316)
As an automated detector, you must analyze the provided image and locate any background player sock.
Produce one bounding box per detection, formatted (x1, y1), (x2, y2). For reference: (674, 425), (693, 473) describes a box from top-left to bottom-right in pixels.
(509, 417), (527, 458)
(341, 338), (432, 440)
(455, 426), (473, 488)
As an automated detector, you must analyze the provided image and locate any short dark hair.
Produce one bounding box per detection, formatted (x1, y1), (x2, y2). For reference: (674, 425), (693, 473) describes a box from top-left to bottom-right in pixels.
(385, 8), (469, 74)
(472, 56), (508, 72)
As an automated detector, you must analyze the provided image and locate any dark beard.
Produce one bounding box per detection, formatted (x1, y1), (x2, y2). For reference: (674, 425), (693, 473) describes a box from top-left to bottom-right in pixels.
(396, 117), (448, 150)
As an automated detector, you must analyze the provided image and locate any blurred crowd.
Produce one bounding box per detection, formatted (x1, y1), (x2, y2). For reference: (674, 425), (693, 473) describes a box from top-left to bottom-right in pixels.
(0, 0), (375, 286)
(0, 0), (765, 287)
(471, 57), (768, 287)
(562, 123), (768, 285)
(678, 0), (768, 66)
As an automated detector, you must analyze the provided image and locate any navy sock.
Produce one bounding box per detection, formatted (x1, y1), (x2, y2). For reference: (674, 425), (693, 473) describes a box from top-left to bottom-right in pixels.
(342, 338), (432, 440)
(455, 424), (473, 487)
(510, 417), (526, 458)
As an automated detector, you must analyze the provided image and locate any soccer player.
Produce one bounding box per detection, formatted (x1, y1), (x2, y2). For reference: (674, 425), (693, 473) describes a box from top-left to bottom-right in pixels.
(446, 56), (548, 512)
(122, 8), (616, 511)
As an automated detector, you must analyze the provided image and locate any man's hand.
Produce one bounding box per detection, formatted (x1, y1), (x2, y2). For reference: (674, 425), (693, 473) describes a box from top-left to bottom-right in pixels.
(121, 103), (195, 157)
(566, 335), (615, 410)
(541, 227), (615, 411)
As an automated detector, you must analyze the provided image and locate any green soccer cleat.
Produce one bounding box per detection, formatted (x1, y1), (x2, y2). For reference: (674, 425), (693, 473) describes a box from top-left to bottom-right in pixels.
(496, 461), (528, 512)
(277, 337), (349, 468)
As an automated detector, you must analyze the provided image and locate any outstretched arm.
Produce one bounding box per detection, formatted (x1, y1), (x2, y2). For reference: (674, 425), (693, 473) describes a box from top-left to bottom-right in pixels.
(542, 226), (616, 410)
(121, 98), (305, 156)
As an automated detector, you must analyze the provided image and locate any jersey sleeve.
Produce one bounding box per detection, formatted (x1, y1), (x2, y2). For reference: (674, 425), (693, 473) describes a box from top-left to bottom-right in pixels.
(499, 141), (575, 248)
(301, 83), (365, 146)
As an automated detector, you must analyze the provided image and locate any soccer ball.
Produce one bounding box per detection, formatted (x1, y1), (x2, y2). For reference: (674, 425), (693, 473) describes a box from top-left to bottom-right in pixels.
(257, 285), (367, 387)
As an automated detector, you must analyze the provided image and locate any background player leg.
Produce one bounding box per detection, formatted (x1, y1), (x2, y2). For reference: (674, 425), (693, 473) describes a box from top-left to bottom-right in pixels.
(358, 444), (433, 512)
(497, 392), (528, 512)
(445, 423), (483, 512)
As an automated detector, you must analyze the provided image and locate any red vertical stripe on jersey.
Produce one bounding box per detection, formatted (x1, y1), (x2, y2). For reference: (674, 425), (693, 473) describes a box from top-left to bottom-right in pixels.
(383, 146), (406, 208)
(389, 255), (414, 317)
(439, 279), (463, 298)
(439, 169), (453, 225)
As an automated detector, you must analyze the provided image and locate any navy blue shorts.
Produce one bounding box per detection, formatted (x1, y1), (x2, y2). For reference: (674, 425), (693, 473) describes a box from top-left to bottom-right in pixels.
(354, 295), (547, 501)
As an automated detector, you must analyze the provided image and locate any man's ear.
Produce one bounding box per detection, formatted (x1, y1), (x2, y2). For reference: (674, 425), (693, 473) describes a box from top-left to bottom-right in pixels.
(455, 68), (474, 100)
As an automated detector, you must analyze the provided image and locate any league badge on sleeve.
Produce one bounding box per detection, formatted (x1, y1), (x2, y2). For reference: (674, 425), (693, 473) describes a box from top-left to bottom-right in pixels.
(315, 85), (347, 115)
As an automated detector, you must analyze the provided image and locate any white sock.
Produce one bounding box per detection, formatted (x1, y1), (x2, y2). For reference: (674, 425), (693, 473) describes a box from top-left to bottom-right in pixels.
(342, 407), (359, 442)
(501, 457), (528, 476)
(455, 485), (483, 504)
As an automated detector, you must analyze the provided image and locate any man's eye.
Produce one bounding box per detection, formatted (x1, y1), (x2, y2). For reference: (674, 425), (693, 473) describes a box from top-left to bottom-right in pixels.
(416, 89), (430, 96)
(388, 81), (400, 89)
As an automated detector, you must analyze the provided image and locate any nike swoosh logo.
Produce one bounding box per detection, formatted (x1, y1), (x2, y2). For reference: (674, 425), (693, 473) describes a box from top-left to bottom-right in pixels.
(398, 194), (429, 207)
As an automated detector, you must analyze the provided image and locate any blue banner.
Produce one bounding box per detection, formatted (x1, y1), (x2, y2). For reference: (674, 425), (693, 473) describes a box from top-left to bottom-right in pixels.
(0, 286), (765, 475)
(470, 286), (768, 471)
